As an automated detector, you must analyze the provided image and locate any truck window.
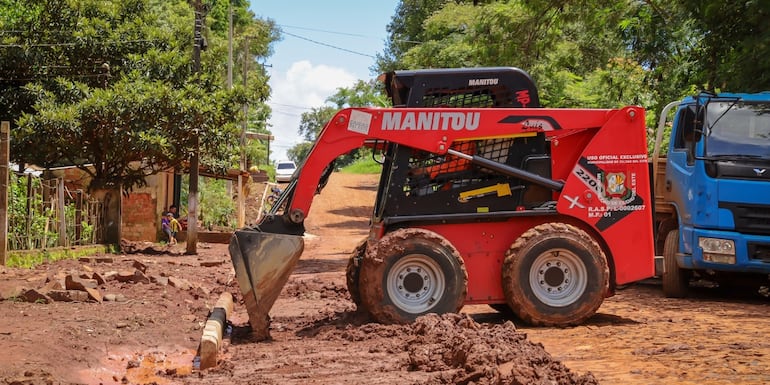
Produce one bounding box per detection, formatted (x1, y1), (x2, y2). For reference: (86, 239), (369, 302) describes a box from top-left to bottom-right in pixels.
(673, 107), (698, 164)
(705, 102), (770, 159)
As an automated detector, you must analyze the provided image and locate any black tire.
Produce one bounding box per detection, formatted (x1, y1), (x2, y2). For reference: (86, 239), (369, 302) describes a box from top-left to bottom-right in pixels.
(502, 223), (609, 326)
(345, 239), (367, 308)
(662, 230), (689, 297)
(358, 228), (467, 324)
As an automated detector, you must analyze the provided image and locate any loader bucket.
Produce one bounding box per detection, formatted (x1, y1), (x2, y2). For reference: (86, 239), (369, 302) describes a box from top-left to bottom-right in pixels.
(228, 228), (304, 340)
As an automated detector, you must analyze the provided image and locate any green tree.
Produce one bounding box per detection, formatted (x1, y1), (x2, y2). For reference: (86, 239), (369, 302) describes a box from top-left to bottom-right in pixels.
(376, 0), (454, 72)
(379, 1), (642, 107)
(0, 0), (278, 191)
(286, 142), (314, 165)
(381, 1), (697, 118)
(679, 0), (770, 92)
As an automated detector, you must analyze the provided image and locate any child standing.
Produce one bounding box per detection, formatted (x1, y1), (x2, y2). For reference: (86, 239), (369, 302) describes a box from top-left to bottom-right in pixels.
(169, 213), (181, 244)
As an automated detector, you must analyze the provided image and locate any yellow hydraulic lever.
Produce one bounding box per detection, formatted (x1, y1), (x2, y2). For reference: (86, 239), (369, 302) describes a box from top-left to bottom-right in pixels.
(458, 183), (512, 203)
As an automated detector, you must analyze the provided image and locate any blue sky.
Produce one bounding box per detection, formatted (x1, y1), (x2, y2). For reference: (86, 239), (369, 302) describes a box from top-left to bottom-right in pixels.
(249, 1), (401, 161)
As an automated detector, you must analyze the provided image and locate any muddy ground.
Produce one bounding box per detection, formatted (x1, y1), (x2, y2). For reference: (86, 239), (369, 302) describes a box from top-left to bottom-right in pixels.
(1, 173), (770, 385)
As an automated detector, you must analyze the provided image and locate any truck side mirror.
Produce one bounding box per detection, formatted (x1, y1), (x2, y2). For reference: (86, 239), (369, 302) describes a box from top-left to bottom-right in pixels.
(692, 105), (705, 142)
(683, 105), (704, 144)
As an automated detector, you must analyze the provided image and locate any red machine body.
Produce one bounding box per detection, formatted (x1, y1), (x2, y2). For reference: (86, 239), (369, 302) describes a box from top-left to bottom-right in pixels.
(288, 106), (653, 301)
(229, 68), (654, 336)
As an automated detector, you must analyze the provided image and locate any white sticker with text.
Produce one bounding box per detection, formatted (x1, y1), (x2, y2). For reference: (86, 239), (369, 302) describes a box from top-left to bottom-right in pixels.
(348, 110), (372, 135)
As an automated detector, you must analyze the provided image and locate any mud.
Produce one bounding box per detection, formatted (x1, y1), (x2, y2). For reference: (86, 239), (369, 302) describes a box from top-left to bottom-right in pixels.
(2, 173), (770, 385)
(406, 313), (599, 385)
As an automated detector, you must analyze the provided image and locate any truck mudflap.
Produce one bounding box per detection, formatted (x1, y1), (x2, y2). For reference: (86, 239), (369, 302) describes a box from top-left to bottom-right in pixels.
(228, 228), (304, 340)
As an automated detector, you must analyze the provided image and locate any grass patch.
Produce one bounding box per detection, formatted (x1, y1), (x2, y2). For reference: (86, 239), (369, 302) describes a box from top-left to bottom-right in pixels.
(340, 158), (382, 174)
(6, 244), (116, 269)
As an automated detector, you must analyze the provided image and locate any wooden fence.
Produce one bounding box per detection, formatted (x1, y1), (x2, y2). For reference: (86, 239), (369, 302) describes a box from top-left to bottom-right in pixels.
(8, 173), (104, 251)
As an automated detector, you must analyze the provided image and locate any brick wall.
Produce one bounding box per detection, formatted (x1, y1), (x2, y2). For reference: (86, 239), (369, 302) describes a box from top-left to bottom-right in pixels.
(122, 192), (159, 241)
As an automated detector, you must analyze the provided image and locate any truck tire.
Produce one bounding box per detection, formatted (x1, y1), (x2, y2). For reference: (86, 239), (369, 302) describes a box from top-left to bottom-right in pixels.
(662, 230), (689, 298)
(358, 228), (467, 324)
(502, 223), (608, 326)
(345, 239), (367, 308)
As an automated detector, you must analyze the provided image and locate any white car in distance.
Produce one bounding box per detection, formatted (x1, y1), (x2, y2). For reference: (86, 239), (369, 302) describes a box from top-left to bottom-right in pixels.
(275, 160), (297, 183)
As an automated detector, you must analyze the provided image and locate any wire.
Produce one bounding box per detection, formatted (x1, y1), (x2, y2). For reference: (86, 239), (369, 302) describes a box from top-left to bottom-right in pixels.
(270, 110), (304, 117)
(276, 25), (422, 45)
(0, 39), (159, 48)
(270, 102), (315, 110)
(0, 73), (109, 81)
(277, 24), (374, 39)
(280, 30), (375, 58)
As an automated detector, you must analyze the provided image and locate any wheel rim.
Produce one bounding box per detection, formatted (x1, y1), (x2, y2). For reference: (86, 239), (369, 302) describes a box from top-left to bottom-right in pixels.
(386, 253), (445, 314)
(528, 248), (587, 307)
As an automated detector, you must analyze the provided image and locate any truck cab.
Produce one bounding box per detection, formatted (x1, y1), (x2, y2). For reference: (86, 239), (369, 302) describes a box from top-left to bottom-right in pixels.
(654, 92), (770, 296)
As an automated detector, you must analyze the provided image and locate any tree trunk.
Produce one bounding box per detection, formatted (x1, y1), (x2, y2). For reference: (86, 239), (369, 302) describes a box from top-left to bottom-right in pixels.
(90, 187), (121, 245)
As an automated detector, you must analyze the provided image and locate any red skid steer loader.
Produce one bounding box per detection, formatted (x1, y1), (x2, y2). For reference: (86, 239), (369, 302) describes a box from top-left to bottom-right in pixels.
(229, 67), (655, 340)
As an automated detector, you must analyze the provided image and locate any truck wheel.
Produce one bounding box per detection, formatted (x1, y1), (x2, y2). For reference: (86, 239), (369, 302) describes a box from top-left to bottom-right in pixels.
(502, 223), (608, 326)
(662, 230), (689, 297)
(345, 239), (367, 308)
(358, 228), (467, 324)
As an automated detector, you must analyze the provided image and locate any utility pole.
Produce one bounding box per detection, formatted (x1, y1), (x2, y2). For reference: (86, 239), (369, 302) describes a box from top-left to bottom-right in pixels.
(227, 2), (233, 89)
(228, 2), (246, 227)
(187, 0), (206, 254)
(0, 121), (9, 265)
(236, 38), (250, 227)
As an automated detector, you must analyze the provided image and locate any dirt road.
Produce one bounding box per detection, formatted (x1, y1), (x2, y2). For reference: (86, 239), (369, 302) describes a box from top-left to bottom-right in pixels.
(1, 172), (770, 384)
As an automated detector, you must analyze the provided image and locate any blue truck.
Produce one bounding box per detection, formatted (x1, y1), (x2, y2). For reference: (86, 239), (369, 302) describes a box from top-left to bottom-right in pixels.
(652, 91), (770, 296)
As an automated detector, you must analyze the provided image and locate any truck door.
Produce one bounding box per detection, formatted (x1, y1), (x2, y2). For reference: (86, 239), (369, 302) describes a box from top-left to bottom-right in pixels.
(666, 105), (702, 248)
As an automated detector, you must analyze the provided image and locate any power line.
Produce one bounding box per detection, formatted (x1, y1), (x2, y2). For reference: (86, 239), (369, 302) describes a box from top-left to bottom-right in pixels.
(270, 110), (304, 117)
(277, 25), (422, 45)
(270, 102), (315, 110)
(0, 73), (109, 81)
(0, 39), (160, 48)
(278, 24), (375, 39)
(280, 30), (375, 58)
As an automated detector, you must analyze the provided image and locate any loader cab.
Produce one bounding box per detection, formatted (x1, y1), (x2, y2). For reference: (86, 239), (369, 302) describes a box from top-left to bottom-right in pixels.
(373, 67), (550, 225)
(379, 67), (540, 108)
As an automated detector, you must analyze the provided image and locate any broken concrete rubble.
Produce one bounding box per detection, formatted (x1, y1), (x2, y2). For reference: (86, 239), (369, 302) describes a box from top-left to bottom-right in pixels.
(20, 289), (52, 304)
(2, 254), (208, 305)
(47, 290), (89, 302)
(65, 274), (98, 291)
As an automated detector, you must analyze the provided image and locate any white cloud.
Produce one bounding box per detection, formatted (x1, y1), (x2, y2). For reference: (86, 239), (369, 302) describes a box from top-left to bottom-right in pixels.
(267, 60), (357, 162)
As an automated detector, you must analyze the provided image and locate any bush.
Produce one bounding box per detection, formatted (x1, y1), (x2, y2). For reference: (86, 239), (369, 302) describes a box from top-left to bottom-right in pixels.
(340, 158), (382, 174)
(179, 175), (237, 230)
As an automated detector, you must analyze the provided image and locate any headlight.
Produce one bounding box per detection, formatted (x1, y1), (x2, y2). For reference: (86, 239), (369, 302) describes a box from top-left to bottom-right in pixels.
(698, 237), (736, 264)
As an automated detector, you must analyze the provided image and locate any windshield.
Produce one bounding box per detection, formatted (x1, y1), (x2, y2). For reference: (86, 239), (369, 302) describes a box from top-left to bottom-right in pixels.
(705, 101), (770, 159)
(277, 162), (295, 170)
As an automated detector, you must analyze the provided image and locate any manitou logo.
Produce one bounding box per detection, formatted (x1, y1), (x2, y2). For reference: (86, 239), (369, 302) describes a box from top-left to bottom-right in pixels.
(381, 111), (480, 131)
(469, 78), (499, 86)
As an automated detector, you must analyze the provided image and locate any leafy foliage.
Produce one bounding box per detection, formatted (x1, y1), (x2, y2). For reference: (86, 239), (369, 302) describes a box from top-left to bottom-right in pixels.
(679, 0), (770, 92)
(340, 157), (382, 174)
(199, 178), (235, 229)
(8, 173), (98, 250)
(0, 0), (278, 191)
(8, 173), (57, 250)
(377, 0), (770, 142)
(178, 174), (237, 230)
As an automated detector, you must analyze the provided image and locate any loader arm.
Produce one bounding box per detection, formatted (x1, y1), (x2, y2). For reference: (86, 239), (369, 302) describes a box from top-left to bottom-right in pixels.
(281, 106), (615, 227)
